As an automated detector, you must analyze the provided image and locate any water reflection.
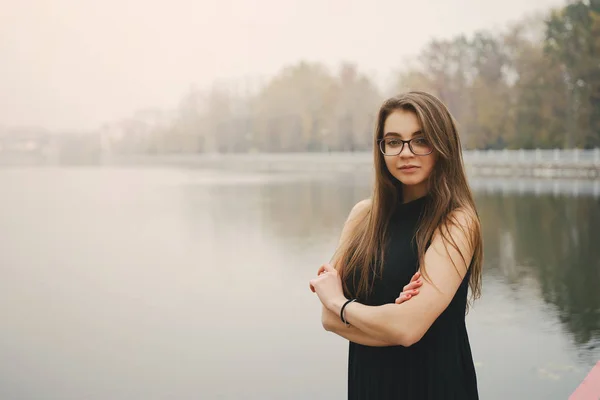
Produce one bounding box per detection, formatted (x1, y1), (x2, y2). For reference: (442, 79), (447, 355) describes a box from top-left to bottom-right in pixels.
(250, 174), (600, 360)
(250, 174), (600, 380)
(143, 170), (600, 399)
(1, 167), (598, 400)
(477, 193), (600, 351)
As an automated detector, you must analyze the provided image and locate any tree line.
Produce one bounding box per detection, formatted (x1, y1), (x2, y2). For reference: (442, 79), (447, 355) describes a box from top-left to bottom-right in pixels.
(105, 0), (600, 154)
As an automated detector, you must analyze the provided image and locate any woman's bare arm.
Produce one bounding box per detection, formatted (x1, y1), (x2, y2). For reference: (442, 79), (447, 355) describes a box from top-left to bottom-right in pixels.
(318, 199), (390, 344)
(321, 305), (394, 347)
(328, 209), (476, 347)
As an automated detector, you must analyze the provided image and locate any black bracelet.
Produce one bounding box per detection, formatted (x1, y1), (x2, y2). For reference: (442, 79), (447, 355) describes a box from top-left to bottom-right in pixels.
(340, 298), (357, 326)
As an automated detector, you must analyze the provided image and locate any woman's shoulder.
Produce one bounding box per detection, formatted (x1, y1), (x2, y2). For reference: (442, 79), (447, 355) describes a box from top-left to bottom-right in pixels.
(348, 198), (372, 221)
(335, 199), (372, 250)
(340, 199), (371, 233)
(435, 206), (480, 246)
(446, 206), (479, 229)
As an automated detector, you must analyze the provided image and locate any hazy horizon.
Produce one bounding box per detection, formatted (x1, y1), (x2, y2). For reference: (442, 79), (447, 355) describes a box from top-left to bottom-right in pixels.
(1, 0), (564, 132)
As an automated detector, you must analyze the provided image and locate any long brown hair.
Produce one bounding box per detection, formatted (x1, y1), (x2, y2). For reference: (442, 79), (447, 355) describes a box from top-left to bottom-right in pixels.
(333, 91), (483, 304)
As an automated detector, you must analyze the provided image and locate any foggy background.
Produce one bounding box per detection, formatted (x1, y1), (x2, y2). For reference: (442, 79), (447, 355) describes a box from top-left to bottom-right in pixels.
(1, 0), (562, 131)
(1, 1), (599, 400)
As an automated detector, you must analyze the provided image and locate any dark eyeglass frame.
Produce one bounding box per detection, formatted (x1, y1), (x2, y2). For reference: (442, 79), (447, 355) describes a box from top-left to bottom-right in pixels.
(377, 137), (433, 156)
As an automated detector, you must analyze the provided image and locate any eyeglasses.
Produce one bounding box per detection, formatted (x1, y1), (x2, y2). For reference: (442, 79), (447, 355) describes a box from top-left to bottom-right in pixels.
(378, 137), (433, 156)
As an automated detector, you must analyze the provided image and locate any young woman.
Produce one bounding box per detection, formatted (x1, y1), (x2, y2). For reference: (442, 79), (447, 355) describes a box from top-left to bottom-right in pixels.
(309, 91), (482, 399)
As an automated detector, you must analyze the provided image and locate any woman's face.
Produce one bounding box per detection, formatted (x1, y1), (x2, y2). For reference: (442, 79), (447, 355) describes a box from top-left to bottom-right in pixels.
(382, 109), (436, 191)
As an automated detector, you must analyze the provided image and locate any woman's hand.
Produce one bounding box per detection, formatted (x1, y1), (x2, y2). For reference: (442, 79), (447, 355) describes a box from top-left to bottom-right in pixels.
(310, 266), (421, 306)
(395, 271), (422, 304)
(309, 263), (331, 292)
(309, 263), (346, 310)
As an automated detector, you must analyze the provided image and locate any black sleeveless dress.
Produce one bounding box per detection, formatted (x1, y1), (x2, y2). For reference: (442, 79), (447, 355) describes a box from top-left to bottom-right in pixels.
(345, 195), (478, 400)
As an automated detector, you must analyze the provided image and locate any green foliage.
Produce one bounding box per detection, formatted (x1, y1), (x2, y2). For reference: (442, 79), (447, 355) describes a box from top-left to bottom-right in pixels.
(397, 1), (599, 150)
(113, 0), (599, 153)
(545, 0), (600, 147)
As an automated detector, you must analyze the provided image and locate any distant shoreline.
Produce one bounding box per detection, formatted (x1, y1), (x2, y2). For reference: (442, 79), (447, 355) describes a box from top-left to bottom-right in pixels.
(101, 150), (600, 180)
(1, 150), (600, 180)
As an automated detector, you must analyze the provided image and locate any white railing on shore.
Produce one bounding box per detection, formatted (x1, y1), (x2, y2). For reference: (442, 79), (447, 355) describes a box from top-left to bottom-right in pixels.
(105, 148), (600, 167)
(118, 148), (599, 179)
(189, 148), (600, 165)
(469, 177), (600, 197)
(464, 148), (600, 165)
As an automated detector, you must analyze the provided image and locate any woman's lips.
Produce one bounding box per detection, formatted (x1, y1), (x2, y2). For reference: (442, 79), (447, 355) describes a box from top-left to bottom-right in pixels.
(399, 166), (419, 172)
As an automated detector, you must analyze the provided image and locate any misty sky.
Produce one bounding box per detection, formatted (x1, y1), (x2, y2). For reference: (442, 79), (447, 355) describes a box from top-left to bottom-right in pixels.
(1, 0), (563, 131)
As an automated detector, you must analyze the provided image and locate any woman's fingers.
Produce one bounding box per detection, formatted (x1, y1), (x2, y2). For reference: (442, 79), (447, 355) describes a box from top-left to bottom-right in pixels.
(312, 263), (336, 292)
(395, 289), (420, 304)
(317, 263), (335, 276)
(402, 279), (422, 292)
(322, 263), (335, 273)
(395, 285), (421, 304)
(400, 271), (421, 290)
(394, 272), (423, 304)
(395, 293), (412, 304)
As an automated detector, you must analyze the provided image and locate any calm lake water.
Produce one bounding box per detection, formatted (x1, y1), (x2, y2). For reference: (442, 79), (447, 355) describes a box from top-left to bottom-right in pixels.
(0, 166), (598, 400)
